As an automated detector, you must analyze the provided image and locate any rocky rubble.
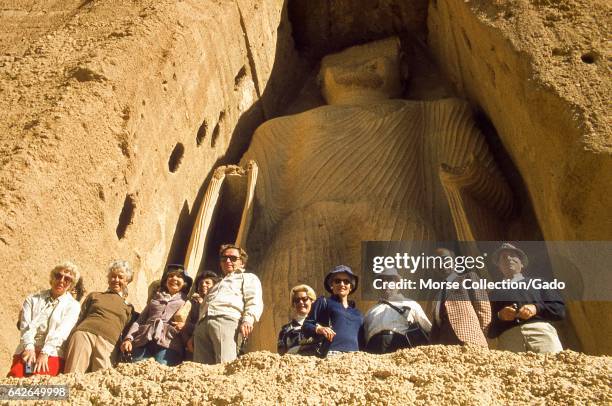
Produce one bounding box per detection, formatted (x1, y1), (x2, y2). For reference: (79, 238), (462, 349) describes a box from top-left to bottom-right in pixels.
(1, 346), (610, 405)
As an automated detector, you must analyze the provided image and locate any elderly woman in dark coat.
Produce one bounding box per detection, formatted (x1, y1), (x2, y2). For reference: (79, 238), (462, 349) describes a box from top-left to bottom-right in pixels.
(120, 264), (192, 366)
(277, 284), (317, 355)
(64, 260), (134, 373)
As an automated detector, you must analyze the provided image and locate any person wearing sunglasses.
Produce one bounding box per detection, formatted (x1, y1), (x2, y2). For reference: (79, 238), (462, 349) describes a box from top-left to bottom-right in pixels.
(63, 260), (135, 373)
(303, 265), (364, 357)
(277, 284), (317, 355)
(193, 244), (263, 364)
(8, 261), (81, 377)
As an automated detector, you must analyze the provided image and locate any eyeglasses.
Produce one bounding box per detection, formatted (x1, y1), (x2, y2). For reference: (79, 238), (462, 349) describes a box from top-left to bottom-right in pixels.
(332, 278), (351, 286)
(220, 255), (241, 263)
(54, 273), (73, 283)
(292, 296), (311, 305)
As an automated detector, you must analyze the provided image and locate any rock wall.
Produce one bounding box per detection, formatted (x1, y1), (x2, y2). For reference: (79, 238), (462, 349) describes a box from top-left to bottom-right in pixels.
(0, 0), (304, 368)
(427, 0), (612, 354)
(288, 0), (429, 57)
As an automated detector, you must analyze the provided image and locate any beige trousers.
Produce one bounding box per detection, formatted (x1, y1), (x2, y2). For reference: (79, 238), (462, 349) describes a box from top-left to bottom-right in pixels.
(193, 316), (240, 364)
(64, 330), (115, 373)
(498, 321), (563, 354)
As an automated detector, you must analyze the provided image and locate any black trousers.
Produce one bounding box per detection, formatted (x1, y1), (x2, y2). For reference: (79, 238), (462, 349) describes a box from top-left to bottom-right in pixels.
(366, 331), (411, 354)
(436, 308), (462, 345)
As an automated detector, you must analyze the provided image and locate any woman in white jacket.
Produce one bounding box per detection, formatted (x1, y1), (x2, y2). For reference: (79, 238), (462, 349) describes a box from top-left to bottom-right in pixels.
(8, 262), (81, 377)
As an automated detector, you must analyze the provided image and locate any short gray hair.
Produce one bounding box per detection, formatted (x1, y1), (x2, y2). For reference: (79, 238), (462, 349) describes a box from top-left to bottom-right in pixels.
(107, 260), (133, 283)
(50, 261), (80, 286)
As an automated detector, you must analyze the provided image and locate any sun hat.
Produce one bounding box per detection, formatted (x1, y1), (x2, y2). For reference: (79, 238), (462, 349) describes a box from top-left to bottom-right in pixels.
(491, 243), (529, 267)
(324, 265), (359, 295)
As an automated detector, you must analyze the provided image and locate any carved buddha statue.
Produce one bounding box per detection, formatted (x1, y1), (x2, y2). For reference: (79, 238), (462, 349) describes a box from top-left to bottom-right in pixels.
(240, 37), (513, 351)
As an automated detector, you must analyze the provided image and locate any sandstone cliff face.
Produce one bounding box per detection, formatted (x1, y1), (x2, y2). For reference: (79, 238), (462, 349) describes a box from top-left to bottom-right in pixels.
(0, 0), (304, 367)
(0, 0), (610, 370)
(427, 0), (612, 354)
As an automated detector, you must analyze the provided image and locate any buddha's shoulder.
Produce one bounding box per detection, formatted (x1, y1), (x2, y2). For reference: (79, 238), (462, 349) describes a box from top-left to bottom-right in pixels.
(267, 98), (470, 120)
(254, 98), (473, 135)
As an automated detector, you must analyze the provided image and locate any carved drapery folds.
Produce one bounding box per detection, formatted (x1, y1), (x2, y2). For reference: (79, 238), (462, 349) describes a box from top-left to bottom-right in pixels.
(238, 37), (517, 351)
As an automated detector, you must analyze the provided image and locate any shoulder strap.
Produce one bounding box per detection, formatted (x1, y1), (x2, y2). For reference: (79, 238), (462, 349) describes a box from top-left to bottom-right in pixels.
(379, 299), (409, 316)
(241, 272), (246, 308)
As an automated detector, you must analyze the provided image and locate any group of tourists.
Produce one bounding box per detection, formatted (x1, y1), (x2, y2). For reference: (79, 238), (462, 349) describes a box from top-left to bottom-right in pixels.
(8, 241), (565, 377)
(279, 242), (565, 357)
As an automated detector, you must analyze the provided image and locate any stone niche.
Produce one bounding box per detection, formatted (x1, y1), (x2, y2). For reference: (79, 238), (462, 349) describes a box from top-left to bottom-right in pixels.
(238, 0), (610, 355)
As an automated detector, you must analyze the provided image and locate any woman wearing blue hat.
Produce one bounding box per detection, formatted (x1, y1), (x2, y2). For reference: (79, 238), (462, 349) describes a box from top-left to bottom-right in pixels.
(302, 265), (364, 357)
(120, 264), (192, 366)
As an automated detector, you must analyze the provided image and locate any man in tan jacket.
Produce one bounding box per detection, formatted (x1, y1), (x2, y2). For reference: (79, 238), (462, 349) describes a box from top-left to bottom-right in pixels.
(193, 244), (263, 364)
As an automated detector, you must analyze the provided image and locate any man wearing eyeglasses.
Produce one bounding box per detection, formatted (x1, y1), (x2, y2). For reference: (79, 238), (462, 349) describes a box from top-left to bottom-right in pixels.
(192, 244), (263, 364)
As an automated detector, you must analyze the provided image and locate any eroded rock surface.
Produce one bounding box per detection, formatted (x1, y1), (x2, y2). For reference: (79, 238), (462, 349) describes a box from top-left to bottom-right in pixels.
(0, 0), (304, 368)
(428, 0), (612, 354)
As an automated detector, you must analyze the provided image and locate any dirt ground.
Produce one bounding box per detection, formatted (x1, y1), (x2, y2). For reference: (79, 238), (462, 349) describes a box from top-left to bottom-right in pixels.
(0, 346), (610, 405)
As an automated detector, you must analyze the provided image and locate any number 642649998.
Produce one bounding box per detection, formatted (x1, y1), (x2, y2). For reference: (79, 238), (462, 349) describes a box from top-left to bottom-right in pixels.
(0, 384), (69, 400)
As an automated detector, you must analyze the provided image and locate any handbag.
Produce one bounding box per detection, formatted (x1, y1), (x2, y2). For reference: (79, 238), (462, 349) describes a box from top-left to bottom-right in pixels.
(379, 300), (430, 347)
(296, 336), (319, 357)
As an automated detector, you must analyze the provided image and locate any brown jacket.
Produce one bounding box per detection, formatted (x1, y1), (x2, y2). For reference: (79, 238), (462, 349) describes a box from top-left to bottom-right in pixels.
(74, 291), (134, 345)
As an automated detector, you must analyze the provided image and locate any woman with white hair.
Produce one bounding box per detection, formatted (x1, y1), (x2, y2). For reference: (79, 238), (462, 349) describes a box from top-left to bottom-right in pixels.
(64, 260), (135, 373)
(8, 261), (81, 377)
(277, 284), (317, 355)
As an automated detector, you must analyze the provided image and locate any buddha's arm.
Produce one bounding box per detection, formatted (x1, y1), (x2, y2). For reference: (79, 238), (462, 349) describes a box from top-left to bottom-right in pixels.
(425, 99), (513, 240)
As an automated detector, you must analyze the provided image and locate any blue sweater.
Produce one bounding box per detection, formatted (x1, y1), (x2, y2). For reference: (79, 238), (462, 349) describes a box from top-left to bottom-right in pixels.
(303, 295), (364, 353)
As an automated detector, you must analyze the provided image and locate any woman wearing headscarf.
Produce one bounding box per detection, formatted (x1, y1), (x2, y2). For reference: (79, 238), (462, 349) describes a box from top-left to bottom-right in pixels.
(64, 260), (134, 373)
(8, 262), (81, 377)
(277, 284), (317, 355)
(120, 264), (192, 366)
(302, 265), (364, 357)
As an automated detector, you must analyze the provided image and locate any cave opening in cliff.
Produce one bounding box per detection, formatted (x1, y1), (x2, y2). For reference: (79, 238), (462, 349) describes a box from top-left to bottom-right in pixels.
(116, 194), (136, 240)
(227, 0), (571, 354)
